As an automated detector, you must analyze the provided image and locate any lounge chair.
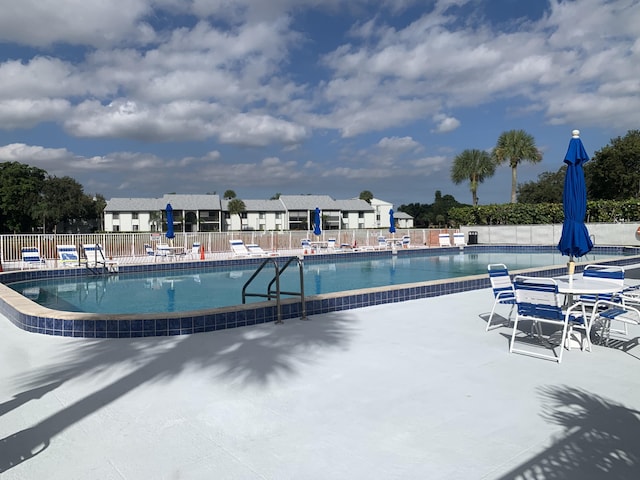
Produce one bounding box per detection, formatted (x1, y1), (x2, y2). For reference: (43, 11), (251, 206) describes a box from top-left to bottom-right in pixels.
(145, 244), (156, 256)
(401, 235), (411, 249)
(510, 276), (588, 363)
(453, 233), (466, 246)
(247, 244), (279, 257)
(376, 236), (388, 249)
(486, 263), (516, 331)
(57, 245), (85, 267)
(156, 243), (182, 259)
(438, 234), (452, 247)
(230, 239), (262, 257)
(21, 247), (47, 269)
(82, 244), (119, 272)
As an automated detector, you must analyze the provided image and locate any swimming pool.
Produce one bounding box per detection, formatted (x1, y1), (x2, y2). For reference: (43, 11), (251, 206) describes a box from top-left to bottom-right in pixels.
(1, 245), (639, 338)
(6, 248), (633, 314)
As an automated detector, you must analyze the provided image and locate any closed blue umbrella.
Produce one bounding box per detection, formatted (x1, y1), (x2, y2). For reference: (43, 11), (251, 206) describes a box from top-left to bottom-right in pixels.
(165, 203), (175, 240)
(389, 209), (396, 234)
(557, 130), (592, 262)
(313, 207), (321, 236)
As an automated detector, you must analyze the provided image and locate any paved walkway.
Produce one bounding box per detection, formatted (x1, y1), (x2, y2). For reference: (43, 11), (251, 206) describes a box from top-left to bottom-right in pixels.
(1, 287), (640, 479)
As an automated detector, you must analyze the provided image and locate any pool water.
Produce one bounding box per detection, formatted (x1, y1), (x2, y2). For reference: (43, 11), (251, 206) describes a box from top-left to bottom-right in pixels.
(9, 250), (624, 314)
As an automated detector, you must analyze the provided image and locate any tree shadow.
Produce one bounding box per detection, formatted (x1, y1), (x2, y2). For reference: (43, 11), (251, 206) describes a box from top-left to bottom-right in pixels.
(497, 386), (640, 479)
(1, 313), (356, 472)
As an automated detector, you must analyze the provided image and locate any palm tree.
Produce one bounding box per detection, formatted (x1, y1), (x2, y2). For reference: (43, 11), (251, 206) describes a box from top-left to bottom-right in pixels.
(451, 149), (496, 207)
(359, 190), (373, 203)
(492, 129), (542, 203)
(227, 198), (246, 230)
(223, 190), (236, 200)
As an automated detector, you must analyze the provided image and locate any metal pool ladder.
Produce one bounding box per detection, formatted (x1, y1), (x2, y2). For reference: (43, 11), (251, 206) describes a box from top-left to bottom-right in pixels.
(242, 256), (306, 324)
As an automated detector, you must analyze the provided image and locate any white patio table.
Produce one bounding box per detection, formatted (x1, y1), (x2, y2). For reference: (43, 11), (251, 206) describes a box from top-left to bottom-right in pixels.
(554, 275), (623, 349)
(555, 275), (622, 300)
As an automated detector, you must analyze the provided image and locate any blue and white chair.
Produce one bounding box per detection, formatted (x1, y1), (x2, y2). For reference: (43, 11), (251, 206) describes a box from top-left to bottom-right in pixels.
(401, 235), (411, 248)
(21, 246), (46, 269)
(57, 244), (85, 267)
(579, 264), (625, 305)
(589, 297), (640, 346)
(486, 264), (516, 331)
(510, 276), (589, 363)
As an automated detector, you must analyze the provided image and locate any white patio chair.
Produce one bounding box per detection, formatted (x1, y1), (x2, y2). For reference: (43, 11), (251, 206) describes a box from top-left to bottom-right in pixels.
(82, 244), (119, 271)
(401, 235), (411, 248)
(486, 263), (516, 331)
(376, 236), (388, 249)
(453, 232), (466, 246)
(438, 233), (451, 247)
(510, 276), (589, 363)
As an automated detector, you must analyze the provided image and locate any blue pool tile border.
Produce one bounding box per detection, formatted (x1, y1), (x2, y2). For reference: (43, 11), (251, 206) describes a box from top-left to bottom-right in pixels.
(1, 245), (639, 338)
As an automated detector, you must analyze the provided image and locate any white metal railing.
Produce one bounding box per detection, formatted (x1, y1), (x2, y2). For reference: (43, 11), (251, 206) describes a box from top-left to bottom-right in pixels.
(0, 229), (458, 267)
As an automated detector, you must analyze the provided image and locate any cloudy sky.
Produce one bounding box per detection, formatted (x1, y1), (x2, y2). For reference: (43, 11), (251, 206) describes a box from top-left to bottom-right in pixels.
(0, 0), (638, 208)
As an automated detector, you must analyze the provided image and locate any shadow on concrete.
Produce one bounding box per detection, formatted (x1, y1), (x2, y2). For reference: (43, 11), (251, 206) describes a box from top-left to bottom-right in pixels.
(0, 313), (355, 472)
(497, 386), (640, 479)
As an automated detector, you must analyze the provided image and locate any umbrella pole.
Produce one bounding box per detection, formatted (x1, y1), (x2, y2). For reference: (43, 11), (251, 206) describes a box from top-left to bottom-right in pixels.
(568, 255), (575, 283)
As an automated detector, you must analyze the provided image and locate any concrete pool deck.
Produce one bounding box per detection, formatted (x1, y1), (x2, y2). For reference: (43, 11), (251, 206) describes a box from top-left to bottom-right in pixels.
(2, 284), (640, 479)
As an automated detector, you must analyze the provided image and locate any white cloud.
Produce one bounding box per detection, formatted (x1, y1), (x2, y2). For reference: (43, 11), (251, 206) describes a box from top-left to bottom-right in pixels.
(376, 136), (421, 152)
(0, 143), (71, 161)
(432, 114), (460, 133)
(0, 0), (155, 47)
(0, 99), (70, 128)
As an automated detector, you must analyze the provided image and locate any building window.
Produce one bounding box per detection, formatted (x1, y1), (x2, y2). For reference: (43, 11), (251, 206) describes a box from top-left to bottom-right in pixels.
(113, 213), (120, 220)
(359, 212), (364, 218)
(132, 225), (139, 231)
(132, 212), (139, 219)
(113, 225), (120, 232)
(259, 212), (265, 219)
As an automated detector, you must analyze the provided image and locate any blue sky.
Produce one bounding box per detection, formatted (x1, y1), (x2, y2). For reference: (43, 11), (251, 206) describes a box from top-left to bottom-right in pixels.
(0, 0), (638, 208)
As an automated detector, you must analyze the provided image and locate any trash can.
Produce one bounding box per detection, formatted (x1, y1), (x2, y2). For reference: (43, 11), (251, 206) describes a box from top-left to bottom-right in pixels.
(468, 231), (478, 245)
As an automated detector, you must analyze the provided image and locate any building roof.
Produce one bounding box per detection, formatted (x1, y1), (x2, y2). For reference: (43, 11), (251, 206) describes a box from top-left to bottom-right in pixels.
(161, 194), (221, 210)
(222, 199), (285, 212)
(278, 194), (336, 210)
(105, 193), (393, 214)
(333, 199), (374, 211)
(105, 197), (163, 212)
(105, 194), (221, 212)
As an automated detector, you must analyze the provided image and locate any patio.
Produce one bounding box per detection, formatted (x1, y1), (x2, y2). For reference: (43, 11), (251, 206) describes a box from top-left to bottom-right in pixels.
(1, 283), (639, 479)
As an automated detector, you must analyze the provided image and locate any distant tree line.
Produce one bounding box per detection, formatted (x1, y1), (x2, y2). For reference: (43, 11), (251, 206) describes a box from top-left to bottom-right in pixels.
(0, 162), (103, 233)
(449, 130), (640, 225)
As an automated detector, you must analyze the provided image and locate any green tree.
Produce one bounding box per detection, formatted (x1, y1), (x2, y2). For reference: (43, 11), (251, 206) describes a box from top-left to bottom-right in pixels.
(517, 168), (565, 204)
(223, 190), (236, 200)
(450, 149), (496, 206)
(359, 190), (373, 203)
(492, 129), (542, 203)
(40, 176), (89, 233)
(227, 198), (246, 230)
(270, 193), (281, 200)
(585, 130), (640, 200)
(0, 162), (46, 233)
